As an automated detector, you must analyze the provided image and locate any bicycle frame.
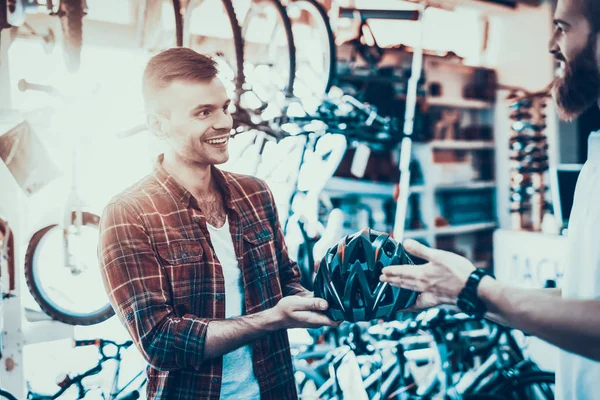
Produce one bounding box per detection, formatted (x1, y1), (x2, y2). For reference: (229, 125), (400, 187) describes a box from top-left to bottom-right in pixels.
(27, 339), (146, 400)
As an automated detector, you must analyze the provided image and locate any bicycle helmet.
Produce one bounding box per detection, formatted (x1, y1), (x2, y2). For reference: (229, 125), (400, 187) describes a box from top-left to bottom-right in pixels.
(313, 228), (419, 322)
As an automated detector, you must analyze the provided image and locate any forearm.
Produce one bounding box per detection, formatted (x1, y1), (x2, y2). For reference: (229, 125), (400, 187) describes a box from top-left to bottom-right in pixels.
(484, 287), (561, 326)
(479, 277), (600, 361)
(203, 310), (279, 360)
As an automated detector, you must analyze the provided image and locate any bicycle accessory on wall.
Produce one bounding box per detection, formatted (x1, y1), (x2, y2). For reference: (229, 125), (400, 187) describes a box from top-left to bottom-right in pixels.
(313, 228), (418, 322)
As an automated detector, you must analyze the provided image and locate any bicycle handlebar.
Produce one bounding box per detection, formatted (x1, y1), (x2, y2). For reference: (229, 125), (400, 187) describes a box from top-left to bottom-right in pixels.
(74, 338), (134, 357)
(340, 95), (389, 127)
(18, 79), (59, 96)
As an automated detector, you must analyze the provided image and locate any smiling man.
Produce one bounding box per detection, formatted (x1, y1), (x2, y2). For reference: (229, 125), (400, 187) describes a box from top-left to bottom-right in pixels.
(98, 48), (337, 399)
(382, 0), (600, 399)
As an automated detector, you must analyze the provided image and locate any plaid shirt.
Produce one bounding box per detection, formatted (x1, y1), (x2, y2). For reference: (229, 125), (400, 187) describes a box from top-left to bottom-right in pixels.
(99, 155), (305, 399)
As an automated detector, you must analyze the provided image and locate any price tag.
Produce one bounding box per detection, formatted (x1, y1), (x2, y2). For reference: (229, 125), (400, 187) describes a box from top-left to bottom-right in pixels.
(350, 143), (371, 178)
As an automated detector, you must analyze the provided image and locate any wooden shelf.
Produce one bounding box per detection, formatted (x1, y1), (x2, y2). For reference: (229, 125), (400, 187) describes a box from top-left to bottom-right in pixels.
(426, 97), (494, 110)
(435, 180), (496, 191)
(429, 140), (495, 150)
(434, 221), (497, 236)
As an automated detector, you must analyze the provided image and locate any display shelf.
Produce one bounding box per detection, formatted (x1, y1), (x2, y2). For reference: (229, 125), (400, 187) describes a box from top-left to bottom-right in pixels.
(410, 185), (426, 193)
(325, 177), (395, 197)
(434, 221), (497, 236)
(435, 180), (496, 191)
(426, 97), (494, 110)
(429, 140), (495, 150)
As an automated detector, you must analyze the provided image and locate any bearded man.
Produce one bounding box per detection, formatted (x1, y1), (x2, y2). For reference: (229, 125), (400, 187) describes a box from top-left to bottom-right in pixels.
(381, 0), (600, 399)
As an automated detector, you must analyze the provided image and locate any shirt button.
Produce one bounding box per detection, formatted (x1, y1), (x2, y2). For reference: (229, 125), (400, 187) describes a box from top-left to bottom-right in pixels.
(194, 216), (201, 222)
(181, 252), (188, 260)
(216, 293), (223, 300)
(211, 377), (219, 384)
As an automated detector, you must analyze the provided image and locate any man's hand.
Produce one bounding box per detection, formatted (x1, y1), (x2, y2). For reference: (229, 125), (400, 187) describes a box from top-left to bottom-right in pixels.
(271, 296), (340, 330)
(380, 239), (476, 310)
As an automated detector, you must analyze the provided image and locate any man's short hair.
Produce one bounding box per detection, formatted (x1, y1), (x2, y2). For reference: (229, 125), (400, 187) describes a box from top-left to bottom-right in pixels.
(142, 48), (218, 112)
(579, 0), (600, 33)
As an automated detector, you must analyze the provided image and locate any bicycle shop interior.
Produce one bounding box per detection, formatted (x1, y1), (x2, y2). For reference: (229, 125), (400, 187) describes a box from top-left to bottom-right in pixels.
(0, 0), (598, 399)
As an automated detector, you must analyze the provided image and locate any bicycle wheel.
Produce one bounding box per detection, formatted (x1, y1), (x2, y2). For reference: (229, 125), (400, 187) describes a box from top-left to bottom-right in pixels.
(485, 371), (555, 400)
(236, 0), (295, 104)
(58, 0), (85, 72)
(138, 0), (183, 51)
(0, 389), (18, 400)
(287, 0), (335, 101)
(24, 211), (115, 326)
(183, 0), (245, 99)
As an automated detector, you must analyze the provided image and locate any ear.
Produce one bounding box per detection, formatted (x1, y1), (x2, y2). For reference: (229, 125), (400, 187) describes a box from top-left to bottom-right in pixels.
(146, 112), (169, 139)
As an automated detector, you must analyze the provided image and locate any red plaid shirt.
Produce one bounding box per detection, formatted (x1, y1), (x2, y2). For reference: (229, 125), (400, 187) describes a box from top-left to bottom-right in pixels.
(99, 155), (305, 399)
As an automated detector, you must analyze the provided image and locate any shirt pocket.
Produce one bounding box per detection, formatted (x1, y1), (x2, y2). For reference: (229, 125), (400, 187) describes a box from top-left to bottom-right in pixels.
(242, 226), (282, 308)
(156, 240), (203, 314)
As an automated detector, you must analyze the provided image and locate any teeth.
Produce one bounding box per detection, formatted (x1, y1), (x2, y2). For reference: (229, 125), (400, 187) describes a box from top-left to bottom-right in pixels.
(206, 138), (228, 144)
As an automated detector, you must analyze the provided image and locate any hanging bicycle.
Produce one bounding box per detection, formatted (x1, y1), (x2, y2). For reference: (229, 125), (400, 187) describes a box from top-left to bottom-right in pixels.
(285, 0), (336, 101)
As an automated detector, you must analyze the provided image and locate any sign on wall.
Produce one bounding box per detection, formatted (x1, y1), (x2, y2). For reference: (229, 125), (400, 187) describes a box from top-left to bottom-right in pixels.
(494, 229), (567, 289)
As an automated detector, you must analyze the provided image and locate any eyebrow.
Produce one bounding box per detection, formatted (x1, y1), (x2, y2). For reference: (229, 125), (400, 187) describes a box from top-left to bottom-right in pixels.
(190, 100), (230, 115)
(553, 19), (571, 28)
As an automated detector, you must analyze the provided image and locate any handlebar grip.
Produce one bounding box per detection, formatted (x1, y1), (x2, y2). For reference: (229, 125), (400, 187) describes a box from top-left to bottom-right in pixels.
(17, 79), (58, 95)
(74, 338), (101, 348)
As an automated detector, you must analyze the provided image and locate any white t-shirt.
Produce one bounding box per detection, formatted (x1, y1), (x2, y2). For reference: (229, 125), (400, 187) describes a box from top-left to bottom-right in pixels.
(207, 217), (261, 400)
(557, 131), (600, 400)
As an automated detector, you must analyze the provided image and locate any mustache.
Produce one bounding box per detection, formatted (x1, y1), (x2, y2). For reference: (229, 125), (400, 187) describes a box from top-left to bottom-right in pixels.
(553, 52), (566, 63)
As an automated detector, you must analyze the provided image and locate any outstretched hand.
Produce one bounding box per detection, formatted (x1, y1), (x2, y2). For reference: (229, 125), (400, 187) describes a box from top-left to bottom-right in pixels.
(380, 239), (476, 310)
(274, 296), (340, 329)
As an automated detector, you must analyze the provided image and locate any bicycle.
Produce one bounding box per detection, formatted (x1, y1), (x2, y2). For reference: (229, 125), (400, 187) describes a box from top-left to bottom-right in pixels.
(293, 307), (555, 399)
(284, 0), (336, 102)
(25, 338), (146, 400)
(14, 79), (113, 326)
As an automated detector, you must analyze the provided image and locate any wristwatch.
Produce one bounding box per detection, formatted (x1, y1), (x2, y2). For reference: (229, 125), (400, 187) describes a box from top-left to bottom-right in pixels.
(456, 269), (492, 318)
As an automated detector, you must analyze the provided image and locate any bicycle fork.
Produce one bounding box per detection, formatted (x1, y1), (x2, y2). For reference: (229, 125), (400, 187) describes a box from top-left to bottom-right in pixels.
(63, 135), (85, 275)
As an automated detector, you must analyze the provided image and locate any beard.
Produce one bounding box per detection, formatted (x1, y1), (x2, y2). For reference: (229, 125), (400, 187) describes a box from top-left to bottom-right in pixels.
(552, 35), (600, 121)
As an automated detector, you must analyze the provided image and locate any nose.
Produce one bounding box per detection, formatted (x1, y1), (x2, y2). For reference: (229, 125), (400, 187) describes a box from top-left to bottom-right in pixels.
(212, 108), (233, 131)
(549, 30), (560, 57)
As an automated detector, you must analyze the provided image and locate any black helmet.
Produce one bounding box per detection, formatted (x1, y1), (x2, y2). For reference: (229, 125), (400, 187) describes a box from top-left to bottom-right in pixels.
(313, 228), (418, 322)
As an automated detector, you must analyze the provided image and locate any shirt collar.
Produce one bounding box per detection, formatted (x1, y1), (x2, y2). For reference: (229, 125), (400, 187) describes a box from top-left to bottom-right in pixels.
(152, 154), (238, 214)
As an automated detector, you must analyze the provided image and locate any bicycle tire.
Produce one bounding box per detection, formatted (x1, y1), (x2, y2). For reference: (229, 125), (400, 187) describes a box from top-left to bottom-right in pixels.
(485, 370), (555, 399)
(266, 0), (296, 98)
(289, 0), (335, 97)
(173, 0), (183, 46)
(24, 211), (115, 326)
(58, 0), (84, 73)
(183, 0), (245, 98)
(0, 388), (18, 400)
(240, 0), (295, 99)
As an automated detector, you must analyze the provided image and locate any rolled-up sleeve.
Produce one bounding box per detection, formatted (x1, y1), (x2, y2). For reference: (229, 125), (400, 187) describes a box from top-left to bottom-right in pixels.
(98, 201), (209, 371)
(262, 184), (307, 297)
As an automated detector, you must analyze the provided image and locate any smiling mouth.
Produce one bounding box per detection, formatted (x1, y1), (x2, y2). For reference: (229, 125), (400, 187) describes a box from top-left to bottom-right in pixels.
(204, 136), (229, 145)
